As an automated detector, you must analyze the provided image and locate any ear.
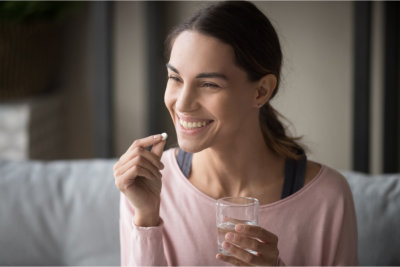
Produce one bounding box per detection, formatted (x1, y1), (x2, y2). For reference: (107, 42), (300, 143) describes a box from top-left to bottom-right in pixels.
(254, 74), (277, 107)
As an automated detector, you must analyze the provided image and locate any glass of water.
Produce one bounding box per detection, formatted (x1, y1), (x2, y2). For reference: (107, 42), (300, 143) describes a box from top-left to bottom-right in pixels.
(216, 196), (259, 255)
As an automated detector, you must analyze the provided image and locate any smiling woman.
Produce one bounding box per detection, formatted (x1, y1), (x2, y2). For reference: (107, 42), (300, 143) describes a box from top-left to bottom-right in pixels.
(165, 31), (258, 153)
(114, 1), (358, 266)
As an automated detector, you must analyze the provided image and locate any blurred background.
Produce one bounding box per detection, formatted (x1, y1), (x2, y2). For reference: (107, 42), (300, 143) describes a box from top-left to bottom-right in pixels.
(0, 1), (399, 174)
(1, 3), (400, 265)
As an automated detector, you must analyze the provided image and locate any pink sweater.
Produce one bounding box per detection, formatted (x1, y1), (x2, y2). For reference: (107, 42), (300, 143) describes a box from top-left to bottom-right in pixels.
(120, 148), (358, 266)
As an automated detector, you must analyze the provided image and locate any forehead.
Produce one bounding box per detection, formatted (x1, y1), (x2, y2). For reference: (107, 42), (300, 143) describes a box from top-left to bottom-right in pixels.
(169, 31), (237, 74)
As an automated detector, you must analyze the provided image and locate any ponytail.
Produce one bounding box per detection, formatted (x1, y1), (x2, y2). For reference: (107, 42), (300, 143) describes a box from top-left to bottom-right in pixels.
(259, 103), (305, 160)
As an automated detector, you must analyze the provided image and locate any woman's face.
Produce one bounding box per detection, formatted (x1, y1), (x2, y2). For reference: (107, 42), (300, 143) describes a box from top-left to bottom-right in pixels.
(164, 31), (259, 153)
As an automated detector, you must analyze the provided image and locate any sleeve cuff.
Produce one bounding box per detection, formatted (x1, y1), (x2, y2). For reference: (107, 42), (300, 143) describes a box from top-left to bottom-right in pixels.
(131, 218), (164, 238)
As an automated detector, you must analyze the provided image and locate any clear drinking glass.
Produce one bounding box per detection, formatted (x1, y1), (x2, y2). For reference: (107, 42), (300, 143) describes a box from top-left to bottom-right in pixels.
(216, 197), (259, 255)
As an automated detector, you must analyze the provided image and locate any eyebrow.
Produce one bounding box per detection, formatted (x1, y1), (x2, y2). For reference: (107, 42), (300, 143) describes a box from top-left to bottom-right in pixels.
(166, 63), (228, 81)
(166, 63), (180, 74)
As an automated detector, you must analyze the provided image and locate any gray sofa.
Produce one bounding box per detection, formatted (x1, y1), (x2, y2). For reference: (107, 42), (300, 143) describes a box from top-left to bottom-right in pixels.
(0, 159), (399, 266)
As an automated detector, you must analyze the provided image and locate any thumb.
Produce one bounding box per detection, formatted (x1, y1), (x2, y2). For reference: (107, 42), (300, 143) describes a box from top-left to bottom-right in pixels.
(151, 133), (167, 157)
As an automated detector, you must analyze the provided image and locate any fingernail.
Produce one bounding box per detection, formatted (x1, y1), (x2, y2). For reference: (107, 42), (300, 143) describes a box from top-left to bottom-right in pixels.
(153, 134), (160, 140)
(235, 224), (244, 232)
(222, 242), (230, 250)
(225, 232), (234, 241)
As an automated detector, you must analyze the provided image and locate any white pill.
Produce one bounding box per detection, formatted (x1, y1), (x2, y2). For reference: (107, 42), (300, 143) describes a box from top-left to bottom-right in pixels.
(161, 132), (168, 141)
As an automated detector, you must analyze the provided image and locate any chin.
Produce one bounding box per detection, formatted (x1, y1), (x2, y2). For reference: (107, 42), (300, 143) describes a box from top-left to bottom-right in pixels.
(177, 138), (207, 154)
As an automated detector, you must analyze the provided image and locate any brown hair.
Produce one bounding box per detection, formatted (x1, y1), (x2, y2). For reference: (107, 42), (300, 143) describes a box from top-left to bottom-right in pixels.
(165, 1), (305, 159)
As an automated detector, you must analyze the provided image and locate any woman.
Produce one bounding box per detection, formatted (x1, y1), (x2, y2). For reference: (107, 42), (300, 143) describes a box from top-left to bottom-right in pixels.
(114, 1), (358, 266)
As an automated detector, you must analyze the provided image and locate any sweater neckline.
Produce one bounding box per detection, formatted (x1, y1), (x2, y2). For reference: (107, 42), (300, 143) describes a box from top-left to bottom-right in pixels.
(165, 148), (326, 210)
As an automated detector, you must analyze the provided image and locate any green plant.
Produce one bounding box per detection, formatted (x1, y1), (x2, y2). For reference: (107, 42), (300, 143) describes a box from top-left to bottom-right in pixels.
(0, 1), (81, 22)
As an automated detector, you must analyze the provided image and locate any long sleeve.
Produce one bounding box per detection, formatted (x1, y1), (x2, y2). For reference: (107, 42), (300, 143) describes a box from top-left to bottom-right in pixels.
(269, 167), (359, 266)
(305, 172), (358, 266)
(331, 178), (359, 266)
(120, 193), (168, 266)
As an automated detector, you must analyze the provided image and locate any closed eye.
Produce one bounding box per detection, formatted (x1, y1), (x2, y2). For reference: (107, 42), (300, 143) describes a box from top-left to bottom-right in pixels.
(168, 75), (182, 82)
(202, 82), (220, 88)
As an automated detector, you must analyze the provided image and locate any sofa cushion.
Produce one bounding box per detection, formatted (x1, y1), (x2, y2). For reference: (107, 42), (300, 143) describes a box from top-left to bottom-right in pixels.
(1, 158), (399, 266)
(341, 171), (400, 266)
(0, 159), (120, 266)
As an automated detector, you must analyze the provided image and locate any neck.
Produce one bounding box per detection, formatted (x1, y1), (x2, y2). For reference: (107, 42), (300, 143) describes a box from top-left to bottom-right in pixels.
(191, 125), (285, 199)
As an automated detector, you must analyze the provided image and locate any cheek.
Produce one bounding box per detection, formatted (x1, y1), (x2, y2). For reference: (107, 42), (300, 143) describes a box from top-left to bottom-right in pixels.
(215, 91), (249, 117)
(164, 86), (176, 115)
(205, 94), (240, 125)
(214, 91), (254, 130)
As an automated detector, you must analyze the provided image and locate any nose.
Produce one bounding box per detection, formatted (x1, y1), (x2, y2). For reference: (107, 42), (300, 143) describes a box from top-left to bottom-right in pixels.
(175, 83), (199, 112)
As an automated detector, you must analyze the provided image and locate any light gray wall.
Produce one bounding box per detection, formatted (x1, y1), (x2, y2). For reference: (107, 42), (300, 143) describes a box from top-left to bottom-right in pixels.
(113, 2), (355, 170)
(256, 2), (353, 170)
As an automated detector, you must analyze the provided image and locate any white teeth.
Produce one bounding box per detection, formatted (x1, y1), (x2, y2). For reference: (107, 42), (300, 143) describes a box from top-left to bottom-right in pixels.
(179, 118), (209, 129)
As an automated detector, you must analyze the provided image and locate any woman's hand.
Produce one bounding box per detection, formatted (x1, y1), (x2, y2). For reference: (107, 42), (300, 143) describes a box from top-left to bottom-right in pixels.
(216, 224), (280, 266)
(113, 134), (167, 227)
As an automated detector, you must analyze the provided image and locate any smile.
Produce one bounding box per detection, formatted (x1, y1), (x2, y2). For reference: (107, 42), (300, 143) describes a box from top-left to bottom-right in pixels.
(179, 119), (210, 130)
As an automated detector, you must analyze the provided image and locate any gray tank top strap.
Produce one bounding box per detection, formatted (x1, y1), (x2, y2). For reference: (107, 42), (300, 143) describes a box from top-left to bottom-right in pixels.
(176, 148), (306, 199)
(177, 148), (193, 178)
(281, 156), (307, 199)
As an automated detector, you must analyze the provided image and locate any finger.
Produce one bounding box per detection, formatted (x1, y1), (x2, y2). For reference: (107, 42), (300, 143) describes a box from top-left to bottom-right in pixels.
(114, 147), (141, 170)
(216, 253), (249, 266)
(225, 232), (280, 265)
(117, 155), (162, 179)
(115, 133), (167, 170)
(128, 133), (166, 152)
(151, 138), (167, 158)
(119, 147), (164, 170)
(114, 151), (133, 172)
(120, 165), (158, 186)
(221, 241), (261, 266)
(114, 147), (142, 170)
(225, 232), (265, 253)
(235, 224), (278, 244)
(115, 165), (157, 191)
